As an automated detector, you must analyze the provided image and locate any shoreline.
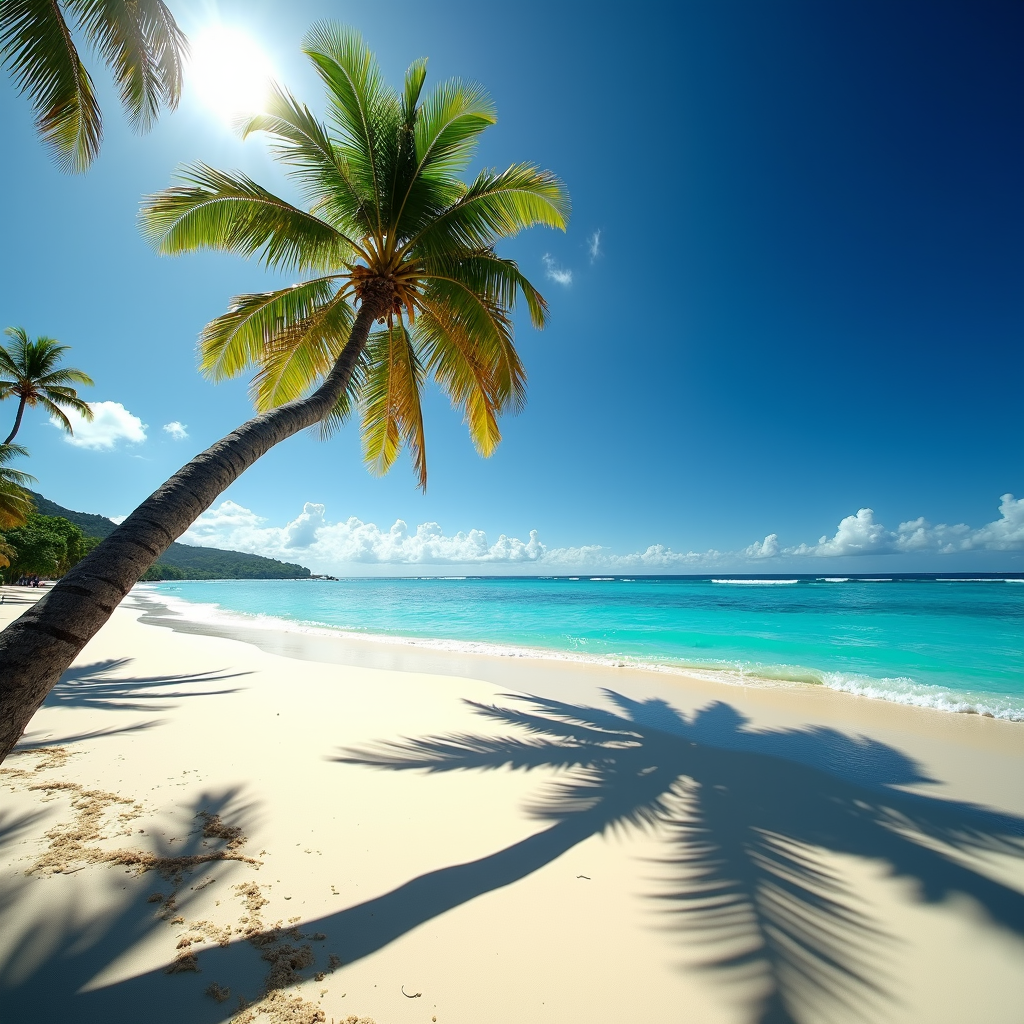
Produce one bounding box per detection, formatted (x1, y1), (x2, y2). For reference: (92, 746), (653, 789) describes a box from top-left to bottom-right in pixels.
(137, 581), (1024, 723)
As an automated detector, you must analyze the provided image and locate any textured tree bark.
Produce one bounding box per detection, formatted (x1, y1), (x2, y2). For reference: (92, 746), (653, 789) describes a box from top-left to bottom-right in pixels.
(3, 396), (27, 445)
(0, 300), (383, 763)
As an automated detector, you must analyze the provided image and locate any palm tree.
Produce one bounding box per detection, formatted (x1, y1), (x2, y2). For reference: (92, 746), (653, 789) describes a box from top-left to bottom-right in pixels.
(0, 23), (569, 763)
(0, 0), (187, 172)
(0, 327), (94, 445)
(0, 442), (35, 529)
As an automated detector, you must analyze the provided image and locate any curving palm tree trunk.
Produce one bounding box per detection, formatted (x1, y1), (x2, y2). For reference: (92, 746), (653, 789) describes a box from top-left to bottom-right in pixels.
(0, 299), (383, 764)
(4, 395), (27, 445)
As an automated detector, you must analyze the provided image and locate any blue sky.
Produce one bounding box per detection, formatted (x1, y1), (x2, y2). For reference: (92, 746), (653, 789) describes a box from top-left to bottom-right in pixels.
(1, 0), (1021, 573)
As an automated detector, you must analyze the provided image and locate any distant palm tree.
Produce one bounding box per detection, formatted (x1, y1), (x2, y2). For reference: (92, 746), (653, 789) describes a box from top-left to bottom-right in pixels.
(0, 0), (187, 172)
(0, 24), (568, 762)
(0, 442), (35, 530)
(0, 327), (94, 445)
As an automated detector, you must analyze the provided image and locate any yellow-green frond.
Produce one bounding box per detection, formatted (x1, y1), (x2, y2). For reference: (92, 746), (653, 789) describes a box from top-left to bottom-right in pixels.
(199, 277), (344, 382)
(249, 290), (356, 410)
(140, 163), (349, 271)
(361, 325), (427, 487)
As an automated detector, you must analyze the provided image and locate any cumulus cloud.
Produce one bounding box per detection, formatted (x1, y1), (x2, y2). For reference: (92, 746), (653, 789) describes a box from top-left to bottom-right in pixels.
(963, 493), (1024, 551)
(744, 534), (780, 559)
(542, 253), (572, 286)
(179, 501), (721, 573)
(60, 401), (147, 450)
(181, 501), (546, 569)
(162, 421), (188, 440)
(588, 229), (602, 262)
(777, 494), (1024, 558)
(173, 493), (1024, 575)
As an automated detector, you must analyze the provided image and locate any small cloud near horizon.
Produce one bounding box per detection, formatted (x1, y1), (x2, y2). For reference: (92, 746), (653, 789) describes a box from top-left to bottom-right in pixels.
(542, 253), (572, 286)
(59, 401), (147, 450)
(588, 229), (601, 262)
(162, 421), (188, 440)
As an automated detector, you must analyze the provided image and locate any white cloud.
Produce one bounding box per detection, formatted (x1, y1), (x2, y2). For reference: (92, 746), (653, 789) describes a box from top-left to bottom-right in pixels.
(588, 229), (602, 262)
(61, 401), (147, 450)
(744, 534), (780, 559)
(163, 421), (188, 440)
(961, 493), (1024, 551)
(179, 501), (721, 573)
(173, 493), (1024, 575)
(779, 495), (1024, 557)
(787, 508), (891, 557)
(181, 501), (545, 568)
(542, 253), (572, 286)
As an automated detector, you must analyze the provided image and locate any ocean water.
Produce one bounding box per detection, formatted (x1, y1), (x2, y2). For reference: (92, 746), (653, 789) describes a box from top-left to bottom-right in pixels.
(144, 575), (1024, 721)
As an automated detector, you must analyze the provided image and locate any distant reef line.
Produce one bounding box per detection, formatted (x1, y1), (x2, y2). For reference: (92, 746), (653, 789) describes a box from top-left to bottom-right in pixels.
(27, 491), (311, 581)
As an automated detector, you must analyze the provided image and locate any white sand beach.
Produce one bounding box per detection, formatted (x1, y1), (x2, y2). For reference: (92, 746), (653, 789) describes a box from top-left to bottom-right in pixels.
(1, 585), (1022, 1024)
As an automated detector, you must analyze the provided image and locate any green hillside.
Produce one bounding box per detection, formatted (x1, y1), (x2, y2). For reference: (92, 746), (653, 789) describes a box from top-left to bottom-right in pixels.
(26, 491), (311, 580)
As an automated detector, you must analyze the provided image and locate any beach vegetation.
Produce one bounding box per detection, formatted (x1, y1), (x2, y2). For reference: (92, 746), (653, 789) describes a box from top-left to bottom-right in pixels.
(0, 512), (86, 581)
(0, 327), (94, 444)
(0, 0), (187, 172)
(0, 23), (562, 756)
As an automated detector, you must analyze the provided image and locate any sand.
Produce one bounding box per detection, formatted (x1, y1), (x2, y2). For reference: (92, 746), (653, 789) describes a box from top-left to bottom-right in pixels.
(0, 583), (1022, 1024)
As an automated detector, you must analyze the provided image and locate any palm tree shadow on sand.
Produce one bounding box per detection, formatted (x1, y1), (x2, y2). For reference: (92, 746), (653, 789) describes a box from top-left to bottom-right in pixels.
(2, 693), (1021, 1023)
(335, 692), (1024, 1024)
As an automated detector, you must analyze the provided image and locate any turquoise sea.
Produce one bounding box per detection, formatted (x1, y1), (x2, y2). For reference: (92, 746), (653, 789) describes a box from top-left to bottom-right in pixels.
(145, 575), (1024, 721)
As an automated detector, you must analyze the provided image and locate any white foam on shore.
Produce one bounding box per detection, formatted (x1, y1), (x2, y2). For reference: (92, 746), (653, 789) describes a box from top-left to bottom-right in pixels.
(820, 672), (1023, 721)
(136, 584), (1024, 723)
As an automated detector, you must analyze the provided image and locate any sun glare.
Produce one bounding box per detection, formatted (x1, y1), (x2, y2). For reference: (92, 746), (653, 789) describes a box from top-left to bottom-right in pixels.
(189, 26), (275, 121)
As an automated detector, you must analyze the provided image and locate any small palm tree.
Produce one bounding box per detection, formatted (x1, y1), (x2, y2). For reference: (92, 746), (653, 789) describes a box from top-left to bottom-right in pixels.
(0, 0), (187, 172)
(0, 327), (94, 445)
(0, 442), (35, 530)
(0, 24), (568, 762)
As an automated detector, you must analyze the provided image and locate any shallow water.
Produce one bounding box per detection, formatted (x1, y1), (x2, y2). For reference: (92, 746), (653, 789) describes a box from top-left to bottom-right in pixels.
(146, 575), (1024, 721)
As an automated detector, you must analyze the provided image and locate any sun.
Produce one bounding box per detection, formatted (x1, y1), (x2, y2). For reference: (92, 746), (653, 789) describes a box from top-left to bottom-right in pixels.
(189, 26), (275, 121)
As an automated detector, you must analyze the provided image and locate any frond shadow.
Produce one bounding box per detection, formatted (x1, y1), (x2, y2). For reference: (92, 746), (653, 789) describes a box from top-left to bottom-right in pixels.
(0, 788), (263, 1021)
(339, 692), (1024, 1024)
(46, 658), (249, 711)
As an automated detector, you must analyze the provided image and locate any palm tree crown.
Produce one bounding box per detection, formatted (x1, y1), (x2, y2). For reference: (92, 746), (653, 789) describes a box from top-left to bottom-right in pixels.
(0, 326), (94, 444)
(142, 23), (569, 489)
(0, 0), (187, 172)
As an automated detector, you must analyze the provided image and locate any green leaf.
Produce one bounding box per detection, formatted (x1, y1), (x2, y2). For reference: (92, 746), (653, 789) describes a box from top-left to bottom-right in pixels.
(361, 324), (426, 487)
(140, 163), (350, 272)
(0, 0), (101, 172)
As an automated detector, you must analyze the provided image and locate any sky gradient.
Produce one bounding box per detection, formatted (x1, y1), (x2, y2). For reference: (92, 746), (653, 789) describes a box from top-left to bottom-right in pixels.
(1, 0), (1021, 573)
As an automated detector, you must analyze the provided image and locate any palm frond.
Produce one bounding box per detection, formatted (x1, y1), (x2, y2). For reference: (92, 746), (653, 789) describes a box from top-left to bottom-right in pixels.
(0, 482), (34, 530)
(70, 0), (187, 133)
(248, 289), (356, 411)
(237, 82), (371, 238)
(360, 324), (426, 488)
(199, 278), (343, 383)
(140, 163), (350, 271)
(301, 22), (400, 241)
(411, 163), (570, 255)
(0, 0), (100, 171)
(415, 302), (502, 456)
(419, 277), (526, 417)
(414, 78), (496, 177)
